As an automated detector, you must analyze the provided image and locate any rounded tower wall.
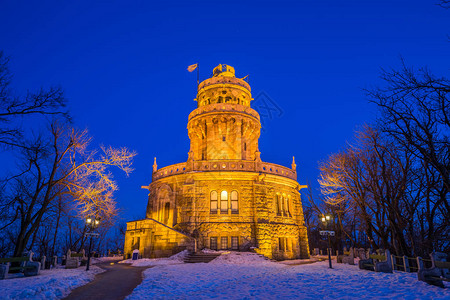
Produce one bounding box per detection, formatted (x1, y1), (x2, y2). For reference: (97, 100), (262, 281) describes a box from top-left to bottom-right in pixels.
(187, 104), (261, 161)
(188, 64), (260, 161)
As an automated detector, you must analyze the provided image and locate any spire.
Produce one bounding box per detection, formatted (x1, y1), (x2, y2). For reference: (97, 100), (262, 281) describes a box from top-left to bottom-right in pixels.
(153, 157), (157, 173)
(291, 156), (297, 171)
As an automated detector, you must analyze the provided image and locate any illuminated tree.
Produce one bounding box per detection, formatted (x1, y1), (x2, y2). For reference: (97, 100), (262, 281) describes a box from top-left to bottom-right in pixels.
(3, 122), (136, 256)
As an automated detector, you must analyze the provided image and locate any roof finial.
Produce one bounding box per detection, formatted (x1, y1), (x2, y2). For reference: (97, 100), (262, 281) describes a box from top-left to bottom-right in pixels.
(153, 157), (158, 173)
(291, 156), (296, 171)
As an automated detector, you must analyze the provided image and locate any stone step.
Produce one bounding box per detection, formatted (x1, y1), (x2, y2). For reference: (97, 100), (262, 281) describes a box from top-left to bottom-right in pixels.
(183, 252), (221, 263)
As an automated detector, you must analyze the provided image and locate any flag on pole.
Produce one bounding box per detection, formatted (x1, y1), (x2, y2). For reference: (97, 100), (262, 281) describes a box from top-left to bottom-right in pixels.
(187, 63), (198, 72)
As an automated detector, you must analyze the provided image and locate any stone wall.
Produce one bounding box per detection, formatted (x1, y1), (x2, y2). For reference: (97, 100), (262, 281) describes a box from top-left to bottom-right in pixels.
(131, 171), (309, 259)
(124, 218), (194, 259)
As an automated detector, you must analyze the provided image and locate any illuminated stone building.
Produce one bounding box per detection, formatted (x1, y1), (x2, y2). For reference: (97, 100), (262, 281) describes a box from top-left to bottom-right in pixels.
(124, 64), (309, 260)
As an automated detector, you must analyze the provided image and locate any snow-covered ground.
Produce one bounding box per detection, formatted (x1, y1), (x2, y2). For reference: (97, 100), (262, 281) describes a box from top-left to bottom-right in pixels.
(119, 250), (188, 267)
(0, 265), (103, 300)
(127, 251), (450, 300)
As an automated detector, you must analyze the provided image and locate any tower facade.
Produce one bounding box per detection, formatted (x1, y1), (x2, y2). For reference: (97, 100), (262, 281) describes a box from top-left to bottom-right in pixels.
(124, 65), (309, 260)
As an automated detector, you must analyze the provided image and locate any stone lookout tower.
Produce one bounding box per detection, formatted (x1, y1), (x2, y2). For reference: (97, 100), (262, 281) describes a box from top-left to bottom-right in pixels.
(124, 64), (309, 260)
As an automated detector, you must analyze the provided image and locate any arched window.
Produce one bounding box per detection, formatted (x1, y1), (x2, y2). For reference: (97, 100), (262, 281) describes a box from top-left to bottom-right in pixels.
(285, 196), (290, 215)
(231, 191), (238, 214)
(220, 191), (228, 213)
(276, 194), (282, 215)
(210, 191), (218, 214)
(280, 195), (285, 214)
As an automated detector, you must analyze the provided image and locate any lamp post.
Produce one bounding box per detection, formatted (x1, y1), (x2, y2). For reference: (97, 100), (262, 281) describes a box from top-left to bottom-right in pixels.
(320, 214), (334, 269)
(85, 216), (100, 271)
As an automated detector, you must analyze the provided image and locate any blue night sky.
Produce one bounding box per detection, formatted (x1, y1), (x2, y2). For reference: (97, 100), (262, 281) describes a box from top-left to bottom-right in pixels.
(1, 1), (449, 222)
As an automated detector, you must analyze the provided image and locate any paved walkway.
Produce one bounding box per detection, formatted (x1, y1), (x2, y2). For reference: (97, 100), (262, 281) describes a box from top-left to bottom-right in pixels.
(64, 261), (149, 300)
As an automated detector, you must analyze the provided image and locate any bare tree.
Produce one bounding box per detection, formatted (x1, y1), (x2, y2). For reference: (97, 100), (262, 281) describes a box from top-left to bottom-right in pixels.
(366, 62), (449, 196)
(366, 62), (449, 253)
(319, 126), (416, 254)
(438, 1), (450, 9)
(2, 121), (136, 256)
(0, 51), (69, 149)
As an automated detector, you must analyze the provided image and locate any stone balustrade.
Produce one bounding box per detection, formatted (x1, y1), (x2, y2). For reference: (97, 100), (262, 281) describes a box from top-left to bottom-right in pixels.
(188, 103), (260, 121)
(152, 162), (187, 180)
(152, 160), (296, 181)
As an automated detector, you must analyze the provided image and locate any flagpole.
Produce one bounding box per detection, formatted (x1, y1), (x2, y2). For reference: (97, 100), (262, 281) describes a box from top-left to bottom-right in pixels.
(197, 64), (199, 87)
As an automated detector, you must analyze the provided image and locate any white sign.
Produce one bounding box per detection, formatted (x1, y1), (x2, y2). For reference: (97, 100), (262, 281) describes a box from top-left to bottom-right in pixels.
(85, 233), (100, 237)
(320, 231), (335, 236)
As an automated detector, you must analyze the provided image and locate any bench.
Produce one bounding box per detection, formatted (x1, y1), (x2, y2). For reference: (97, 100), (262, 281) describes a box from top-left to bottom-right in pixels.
(355, 248), (369, 260)
(359, 250), (393, 273)
(337, 247), (355, 265)
(417, 252), (450, 288)
(65, 249), (87, 269)
(0, 252), (41, 279)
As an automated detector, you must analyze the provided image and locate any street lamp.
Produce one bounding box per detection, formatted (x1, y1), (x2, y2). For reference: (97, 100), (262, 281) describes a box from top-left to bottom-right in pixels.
(320, 214), (334, 269)
(85, 216), (100, 271)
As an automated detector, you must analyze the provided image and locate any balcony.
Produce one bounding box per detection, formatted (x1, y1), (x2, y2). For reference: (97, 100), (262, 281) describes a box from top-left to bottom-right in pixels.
(152, 160), (296, 181)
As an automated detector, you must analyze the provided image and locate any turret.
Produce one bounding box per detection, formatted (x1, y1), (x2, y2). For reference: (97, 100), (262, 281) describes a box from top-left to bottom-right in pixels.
(187, 64), (261, 161)
(195, 64), (252, 108)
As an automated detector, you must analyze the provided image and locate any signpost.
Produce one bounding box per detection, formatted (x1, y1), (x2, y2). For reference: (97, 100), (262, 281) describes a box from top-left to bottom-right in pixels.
(319, 231), (335, 236)
(85, 216), (100, 271)
(84, 232), (100, 238)
(319, 230), (335, 269)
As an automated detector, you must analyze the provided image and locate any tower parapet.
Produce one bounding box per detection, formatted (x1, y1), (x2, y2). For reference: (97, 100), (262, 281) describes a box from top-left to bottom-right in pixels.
(196, 64), (252, 108)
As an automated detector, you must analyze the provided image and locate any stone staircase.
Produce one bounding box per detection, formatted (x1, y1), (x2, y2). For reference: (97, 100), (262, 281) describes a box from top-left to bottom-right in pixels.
(184, 252), (222, 263)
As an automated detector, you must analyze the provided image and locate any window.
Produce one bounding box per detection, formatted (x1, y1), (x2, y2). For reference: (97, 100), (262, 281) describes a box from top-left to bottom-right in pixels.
(278, 237), (284, 251)
(210, 191), (218, 213)
(221, 237), (228, 250)
(231, 191), (239, 214)
(231, 236), (239, 250)
(220, 191), (228, 213)
(210, 237), (218, 250)
(276, 195), (282, 215)
(286, 238), (290, 252)
(284, 197), (289, 215)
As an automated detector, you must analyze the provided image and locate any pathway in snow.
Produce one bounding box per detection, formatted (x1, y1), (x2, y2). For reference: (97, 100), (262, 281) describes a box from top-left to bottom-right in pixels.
(64, 261), (150, 300)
